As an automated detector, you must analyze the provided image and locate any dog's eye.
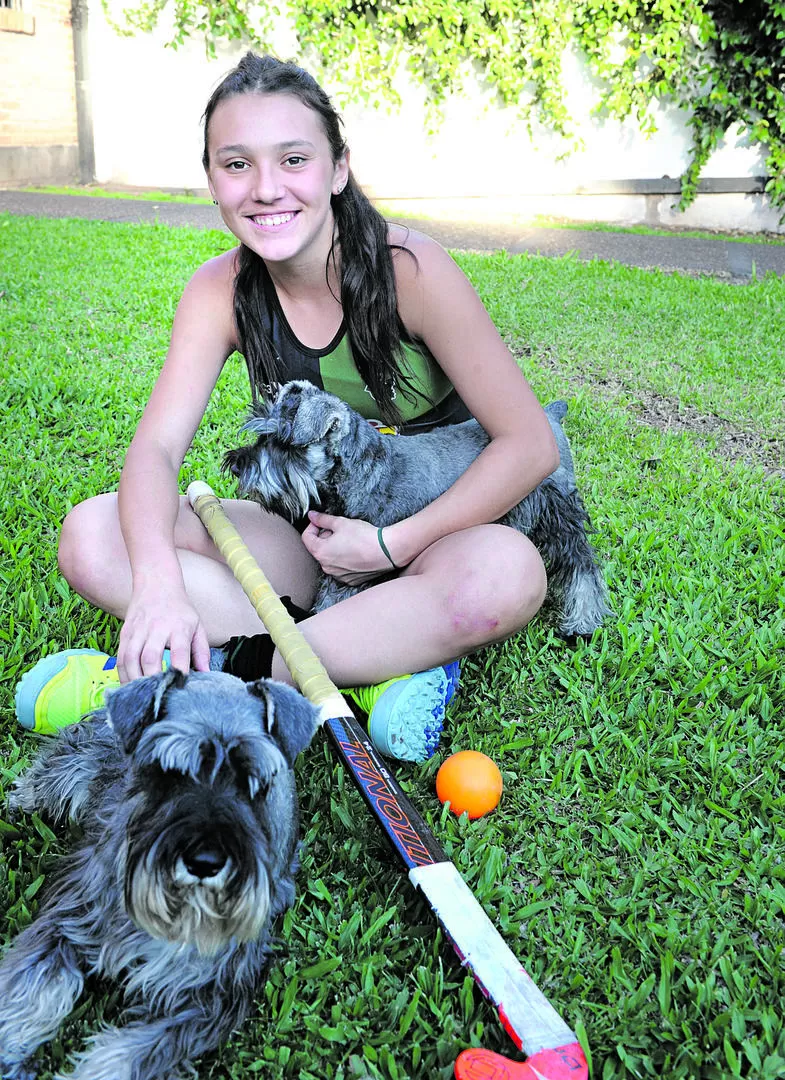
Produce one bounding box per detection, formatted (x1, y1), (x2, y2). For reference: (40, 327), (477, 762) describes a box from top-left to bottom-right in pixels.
(198, 742), (220, 785)
(228, 747), (272, 801)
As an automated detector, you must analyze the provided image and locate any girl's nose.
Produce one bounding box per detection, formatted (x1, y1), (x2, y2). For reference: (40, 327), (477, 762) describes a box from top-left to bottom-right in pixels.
(250, 164), (283, 203)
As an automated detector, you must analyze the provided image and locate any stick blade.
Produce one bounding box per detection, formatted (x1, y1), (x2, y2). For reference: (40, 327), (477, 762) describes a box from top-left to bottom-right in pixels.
(455, 1043), (588, 1080)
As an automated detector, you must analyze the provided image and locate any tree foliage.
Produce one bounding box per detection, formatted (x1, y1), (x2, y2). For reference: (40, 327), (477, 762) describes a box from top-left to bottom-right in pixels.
(103, 0), (785, 211)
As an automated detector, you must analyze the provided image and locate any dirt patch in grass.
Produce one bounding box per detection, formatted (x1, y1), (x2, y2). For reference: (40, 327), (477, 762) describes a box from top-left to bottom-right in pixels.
(524, 347), (783, 477)
(621, 385), (783, 476)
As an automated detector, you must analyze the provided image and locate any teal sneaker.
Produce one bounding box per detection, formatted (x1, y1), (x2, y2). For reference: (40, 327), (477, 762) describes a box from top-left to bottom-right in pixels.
(15, 649), (171, 734)
(344, 662), (460, 763)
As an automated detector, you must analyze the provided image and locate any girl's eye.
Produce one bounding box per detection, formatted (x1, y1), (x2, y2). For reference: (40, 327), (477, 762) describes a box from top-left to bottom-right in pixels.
(284, 155), (306, 167)
(227, 161), (248, 172)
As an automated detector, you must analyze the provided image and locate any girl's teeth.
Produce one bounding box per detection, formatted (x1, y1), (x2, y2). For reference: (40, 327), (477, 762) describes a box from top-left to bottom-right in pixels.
(254, 213), (295, 227)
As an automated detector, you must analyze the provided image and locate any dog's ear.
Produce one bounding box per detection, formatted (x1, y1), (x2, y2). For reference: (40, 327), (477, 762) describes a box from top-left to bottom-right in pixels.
(288, 396), (348, 446)
(239, 414), (278, 438)
(105, 668), (187, 753)
(247, 680), (319, 766)
(235, 396), (278, 438)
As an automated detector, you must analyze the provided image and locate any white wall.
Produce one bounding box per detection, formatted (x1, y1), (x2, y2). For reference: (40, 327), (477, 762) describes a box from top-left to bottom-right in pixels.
(88, 3), (782, 232)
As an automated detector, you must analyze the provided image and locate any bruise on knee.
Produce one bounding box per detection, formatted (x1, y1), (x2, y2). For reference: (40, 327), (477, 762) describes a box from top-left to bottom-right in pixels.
(443, 577), (503, 648)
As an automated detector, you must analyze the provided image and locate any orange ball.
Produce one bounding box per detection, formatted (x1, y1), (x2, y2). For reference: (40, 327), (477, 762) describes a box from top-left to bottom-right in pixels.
(436, 751), (503, 819)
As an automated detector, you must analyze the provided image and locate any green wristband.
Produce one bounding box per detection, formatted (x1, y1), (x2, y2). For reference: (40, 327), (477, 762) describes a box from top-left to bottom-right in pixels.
(377, 527), (399, 570)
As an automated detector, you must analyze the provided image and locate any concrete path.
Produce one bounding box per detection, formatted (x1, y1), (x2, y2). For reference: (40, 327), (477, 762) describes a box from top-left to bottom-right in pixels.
(2, 189), (784, 279)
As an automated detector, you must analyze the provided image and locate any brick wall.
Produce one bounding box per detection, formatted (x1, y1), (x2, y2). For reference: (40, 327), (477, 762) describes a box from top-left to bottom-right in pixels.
(0, 0), (78, 182)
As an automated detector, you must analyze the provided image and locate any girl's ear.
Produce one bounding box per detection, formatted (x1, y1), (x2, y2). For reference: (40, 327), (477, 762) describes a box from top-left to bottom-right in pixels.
(333, 149), (350, 195)
(205, 166), (217, 204)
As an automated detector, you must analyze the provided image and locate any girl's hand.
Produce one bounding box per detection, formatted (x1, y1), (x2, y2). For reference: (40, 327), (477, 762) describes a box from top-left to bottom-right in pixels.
(118, 584), (211, 683)
(301, 511), (395, 586)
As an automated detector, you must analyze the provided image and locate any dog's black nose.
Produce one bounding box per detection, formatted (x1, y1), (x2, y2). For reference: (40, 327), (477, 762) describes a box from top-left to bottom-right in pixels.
(184, 847), (227, 879)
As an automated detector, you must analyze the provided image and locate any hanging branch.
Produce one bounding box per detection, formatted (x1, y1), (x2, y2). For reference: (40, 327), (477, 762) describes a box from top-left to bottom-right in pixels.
(102, 0), (785, 214)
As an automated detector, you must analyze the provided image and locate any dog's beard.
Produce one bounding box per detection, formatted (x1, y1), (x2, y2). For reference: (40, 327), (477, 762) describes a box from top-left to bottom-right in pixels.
(238, 443), (334, 522)
(126, 832), (272, 957)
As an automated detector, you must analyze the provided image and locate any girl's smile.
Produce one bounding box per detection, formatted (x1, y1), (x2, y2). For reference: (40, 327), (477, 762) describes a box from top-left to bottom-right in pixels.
(249, 211), (299, 229)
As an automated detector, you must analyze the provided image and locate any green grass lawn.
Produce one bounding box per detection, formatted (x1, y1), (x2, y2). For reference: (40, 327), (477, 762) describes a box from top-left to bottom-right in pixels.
(21, 184), (214, 204)
(0, 213), (783, 1080)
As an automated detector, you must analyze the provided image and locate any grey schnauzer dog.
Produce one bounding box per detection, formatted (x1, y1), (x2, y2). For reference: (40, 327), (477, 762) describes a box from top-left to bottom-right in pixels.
(224, 379), (610, 637)
(0, 668), (319, 1080)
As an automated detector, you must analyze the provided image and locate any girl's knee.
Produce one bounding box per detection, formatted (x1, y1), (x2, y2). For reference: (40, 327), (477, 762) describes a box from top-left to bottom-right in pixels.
(58, 494), (119, 593)
(441, 530), (546, 649)
(58, 501), (89, 583)
(508, 535), (548, 619)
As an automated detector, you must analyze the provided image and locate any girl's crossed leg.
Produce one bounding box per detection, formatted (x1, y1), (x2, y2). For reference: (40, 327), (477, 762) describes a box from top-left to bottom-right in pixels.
(58, 492), (547, 686)
(20, 493), (546, 760)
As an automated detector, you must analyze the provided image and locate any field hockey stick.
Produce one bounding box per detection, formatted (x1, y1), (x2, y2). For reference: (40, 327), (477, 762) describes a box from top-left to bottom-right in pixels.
(187, 482), (588, 1080)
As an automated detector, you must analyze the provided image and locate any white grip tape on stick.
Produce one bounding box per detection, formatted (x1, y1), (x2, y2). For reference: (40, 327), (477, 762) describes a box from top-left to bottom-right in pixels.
(409, 862), (576, 1057)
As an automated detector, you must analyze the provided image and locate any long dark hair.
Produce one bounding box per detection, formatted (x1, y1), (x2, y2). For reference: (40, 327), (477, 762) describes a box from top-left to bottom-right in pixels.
(202, 52), (418, 425)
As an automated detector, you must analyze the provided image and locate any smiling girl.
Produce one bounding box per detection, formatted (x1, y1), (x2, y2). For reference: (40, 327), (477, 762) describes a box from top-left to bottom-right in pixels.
(16, 53), (558, 762)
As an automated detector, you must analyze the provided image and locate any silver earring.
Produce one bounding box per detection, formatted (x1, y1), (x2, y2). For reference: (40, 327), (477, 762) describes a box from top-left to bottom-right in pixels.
(212, 199), (218, 205)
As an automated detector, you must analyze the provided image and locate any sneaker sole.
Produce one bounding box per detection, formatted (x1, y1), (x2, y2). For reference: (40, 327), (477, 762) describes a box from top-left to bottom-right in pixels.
(368, 667), (449, 763)
(443, 660), (461, 706)
(15, 649), (105, 731)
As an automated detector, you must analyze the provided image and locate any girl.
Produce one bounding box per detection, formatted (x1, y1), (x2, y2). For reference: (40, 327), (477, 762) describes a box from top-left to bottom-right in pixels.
(16, 53), (558, 761)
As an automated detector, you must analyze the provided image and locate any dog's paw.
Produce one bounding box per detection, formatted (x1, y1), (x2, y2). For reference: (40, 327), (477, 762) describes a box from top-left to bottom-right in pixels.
(6, 783), (38, 819)
(556, 604), (612, 639)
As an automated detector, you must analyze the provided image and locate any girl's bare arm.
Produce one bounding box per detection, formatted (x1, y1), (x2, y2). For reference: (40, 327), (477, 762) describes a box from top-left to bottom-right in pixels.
(117, 250), (238, 680)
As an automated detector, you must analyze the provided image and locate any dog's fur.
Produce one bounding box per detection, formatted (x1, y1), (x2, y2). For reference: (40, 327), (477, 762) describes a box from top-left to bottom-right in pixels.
(0, 669), (319, 1080)
(224, 380), (610, 637)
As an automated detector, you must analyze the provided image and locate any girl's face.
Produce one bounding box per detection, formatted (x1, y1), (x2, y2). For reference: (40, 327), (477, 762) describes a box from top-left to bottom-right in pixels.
(206, 92), (348, 269)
